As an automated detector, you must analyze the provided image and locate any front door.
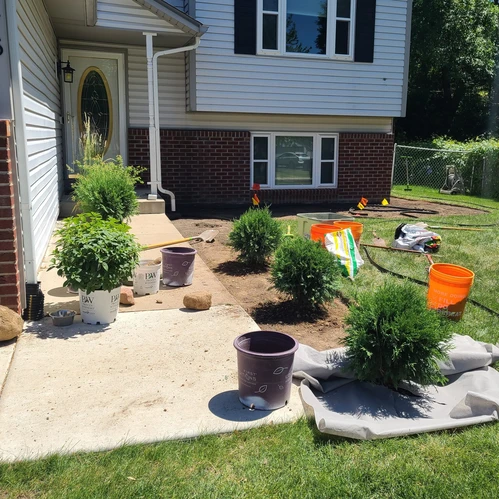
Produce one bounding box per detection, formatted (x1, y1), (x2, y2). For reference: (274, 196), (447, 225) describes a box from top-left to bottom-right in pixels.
(62, 50), (126, 181)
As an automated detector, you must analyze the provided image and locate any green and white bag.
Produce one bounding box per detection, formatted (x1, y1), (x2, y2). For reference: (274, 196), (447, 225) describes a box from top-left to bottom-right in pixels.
(325, 228), (364, 278)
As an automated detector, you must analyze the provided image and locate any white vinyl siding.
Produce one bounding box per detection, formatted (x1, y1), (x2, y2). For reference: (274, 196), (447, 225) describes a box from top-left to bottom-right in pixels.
(191, 0), (408, 117)
(96, 0), (184, 33)
(17, 0), (62, 272)
(127, 48), (392, 132)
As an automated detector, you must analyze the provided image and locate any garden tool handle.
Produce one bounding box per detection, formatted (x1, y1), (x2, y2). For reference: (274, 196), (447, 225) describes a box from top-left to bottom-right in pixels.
(428, 226), (486, 231)
(141, 237), (202, 251)
(360, 243), (433, 255)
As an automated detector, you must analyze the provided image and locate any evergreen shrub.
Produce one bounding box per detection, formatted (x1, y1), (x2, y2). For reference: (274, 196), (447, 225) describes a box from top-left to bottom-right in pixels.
(228, 207), (283, 266)
(72, 156), (143, 222)
(344, 280), (452, 390)
(271, 237), (342, 310)
(71, 118), (144, 222)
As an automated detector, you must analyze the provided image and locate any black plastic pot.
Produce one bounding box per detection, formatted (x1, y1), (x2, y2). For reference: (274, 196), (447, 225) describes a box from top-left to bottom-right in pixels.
(233, 331), (299, 411)
(160, 247), (197, 287)
(23, 281), (44, 321)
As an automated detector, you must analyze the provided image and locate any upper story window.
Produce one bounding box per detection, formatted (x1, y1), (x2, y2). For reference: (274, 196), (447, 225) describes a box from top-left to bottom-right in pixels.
(257, 0), (355, 59)
(234, 0), (376, 63)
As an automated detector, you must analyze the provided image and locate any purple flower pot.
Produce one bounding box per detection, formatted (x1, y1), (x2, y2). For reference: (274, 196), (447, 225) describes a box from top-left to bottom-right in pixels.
(234, 331), (299, 411)
(160, 247), (197, 287)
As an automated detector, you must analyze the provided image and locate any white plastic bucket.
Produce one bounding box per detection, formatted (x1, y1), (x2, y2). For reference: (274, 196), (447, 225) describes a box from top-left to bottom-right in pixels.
(133, 260), (161, 295)
(79, 287), (121, 325)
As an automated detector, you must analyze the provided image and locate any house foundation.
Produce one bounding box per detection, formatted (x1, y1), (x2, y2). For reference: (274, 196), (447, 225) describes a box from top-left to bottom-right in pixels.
(128, 128), (394, 206)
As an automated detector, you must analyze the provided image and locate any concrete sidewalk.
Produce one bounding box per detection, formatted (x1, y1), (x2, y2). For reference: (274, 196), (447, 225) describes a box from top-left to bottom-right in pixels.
(40, 213), (237, 314)
(0, 214), (304, 462)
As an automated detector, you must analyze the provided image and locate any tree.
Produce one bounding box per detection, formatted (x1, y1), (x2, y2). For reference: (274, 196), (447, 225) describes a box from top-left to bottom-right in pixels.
(315, 1), (327, 55)
(286, 15), (311, 53)
(396, 0), (499, 141)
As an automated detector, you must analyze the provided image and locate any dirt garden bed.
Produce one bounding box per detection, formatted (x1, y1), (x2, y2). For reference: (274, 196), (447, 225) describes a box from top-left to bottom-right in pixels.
(172, 197), (485, 351)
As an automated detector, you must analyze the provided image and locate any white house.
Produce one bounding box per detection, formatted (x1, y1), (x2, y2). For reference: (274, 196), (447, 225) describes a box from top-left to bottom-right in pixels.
(0, 0), (412, 313)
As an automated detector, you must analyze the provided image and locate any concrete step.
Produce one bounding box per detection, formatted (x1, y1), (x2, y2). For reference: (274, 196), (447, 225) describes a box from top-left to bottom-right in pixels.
(59, 190), (165, 218)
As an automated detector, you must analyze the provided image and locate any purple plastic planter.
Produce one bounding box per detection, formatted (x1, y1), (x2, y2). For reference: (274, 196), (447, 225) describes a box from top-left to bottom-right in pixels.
(234, 331), (299, 411)
(160, 247), (197, 287)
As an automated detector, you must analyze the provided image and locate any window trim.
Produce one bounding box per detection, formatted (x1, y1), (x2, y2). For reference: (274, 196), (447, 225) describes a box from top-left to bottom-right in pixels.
(250, 132), (339, 189)
(333, 0), (357, 59)
(256, 0), (356, 60)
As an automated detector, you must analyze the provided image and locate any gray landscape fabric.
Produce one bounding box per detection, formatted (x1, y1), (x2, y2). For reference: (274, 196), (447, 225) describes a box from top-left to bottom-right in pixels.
(293, 335), (499, 439)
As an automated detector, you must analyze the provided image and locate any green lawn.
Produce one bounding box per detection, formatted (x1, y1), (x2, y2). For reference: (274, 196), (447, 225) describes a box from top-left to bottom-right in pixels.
(391, 184), (499, 210)
(341, 194), (499, 345)
(1, 419), (499, 499)
(1, 193), (499, 498)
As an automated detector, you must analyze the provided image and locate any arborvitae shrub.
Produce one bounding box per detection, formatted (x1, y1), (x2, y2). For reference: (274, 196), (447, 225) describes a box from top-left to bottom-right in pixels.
(71, 118), (143, 222)
(271, 237), (342, 310)
(344, 280), (452, 390)
(72, 156), (143, 222)
(228, 207), (283, 266)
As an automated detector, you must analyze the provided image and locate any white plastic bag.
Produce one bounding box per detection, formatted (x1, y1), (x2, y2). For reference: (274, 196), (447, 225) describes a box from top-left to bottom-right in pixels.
(392, 224), (441, 252)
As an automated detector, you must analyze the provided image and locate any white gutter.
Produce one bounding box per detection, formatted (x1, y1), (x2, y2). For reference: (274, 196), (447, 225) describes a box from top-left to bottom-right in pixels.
(5, 0), (37, 284)
(145, 34), (200, 211)
(144, 33), (158, 200)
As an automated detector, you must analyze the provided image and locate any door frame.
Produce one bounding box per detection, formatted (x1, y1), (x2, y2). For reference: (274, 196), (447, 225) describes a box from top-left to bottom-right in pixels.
(61, 49), (127, 175)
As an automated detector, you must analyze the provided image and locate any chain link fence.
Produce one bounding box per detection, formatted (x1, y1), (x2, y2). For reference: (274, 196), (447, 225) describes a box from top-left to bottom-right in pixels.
(392, 144), (498, 197)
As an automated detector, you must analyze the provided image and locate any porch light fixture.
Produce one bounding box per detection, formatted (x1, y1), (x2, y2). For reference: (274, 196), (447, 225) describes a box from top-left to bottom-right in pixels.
(57, 60), (75, 84)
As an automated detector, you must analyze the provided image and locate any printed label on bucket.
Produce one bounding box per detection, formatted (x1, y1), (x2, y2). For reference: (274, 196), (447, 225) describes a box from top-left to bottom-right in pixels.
(133, 265), (161, 295)
(80, 290), (120, 324)
(427, 278), (472, 320)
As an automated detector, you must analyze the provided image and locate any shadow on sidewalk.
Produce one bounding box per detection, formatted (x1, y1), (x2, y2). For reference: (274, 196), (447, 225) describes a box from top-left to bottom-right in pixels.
(24, 318), (111, 340)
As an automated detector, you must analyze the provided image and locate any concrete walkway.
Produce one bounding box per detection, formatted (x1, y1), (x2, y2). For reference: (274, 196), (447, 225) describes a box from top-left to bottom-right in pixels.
(0, 214), (304, 462)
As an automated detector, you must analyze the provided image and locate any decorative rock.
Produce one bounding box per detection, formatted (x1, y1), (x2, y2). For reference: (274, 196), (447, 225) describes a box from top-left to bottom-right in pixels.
(0, 305), (23, 341)
(120, 286), (135, 306)
(183, 291), (212, 311)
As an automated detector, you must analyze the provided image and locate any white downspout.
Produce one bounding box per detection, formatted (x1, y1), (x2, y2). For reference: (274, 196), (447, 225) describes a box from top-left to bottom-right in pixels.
(144, 32), (158, 200)
(5, 0), (37, 284)
(150, 37), (201, 212)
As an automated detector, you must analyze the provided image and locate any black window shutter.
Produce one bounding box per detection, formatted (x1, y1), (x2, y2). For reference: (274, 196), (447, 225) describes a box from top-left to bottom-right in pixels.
(354, 0), (376, 63)
(234, 0), (257, 55)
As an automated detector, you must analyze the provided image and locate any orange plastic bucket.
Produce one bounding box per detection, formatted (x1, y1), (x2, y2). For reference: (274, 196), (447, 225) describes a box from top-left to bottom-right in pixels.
(332, 221), (363, 245)
(427, 263), (474, 321)
(310, 223), (341, 247)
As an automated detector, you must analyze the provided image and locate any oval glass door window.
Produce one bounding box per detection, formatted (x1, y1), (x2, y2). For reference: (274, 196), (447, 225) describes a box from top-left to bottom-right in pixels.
(78, 67), (112, 153)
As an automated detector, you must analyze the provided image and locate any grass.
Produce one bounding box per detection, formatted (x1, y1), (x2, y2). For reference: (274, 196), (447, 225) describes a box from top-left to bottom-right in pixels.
(391, 184), (499, 210)
(1, 192), (499, 497)
(341, 194), (499, 345)
(1, 419), (499, 498)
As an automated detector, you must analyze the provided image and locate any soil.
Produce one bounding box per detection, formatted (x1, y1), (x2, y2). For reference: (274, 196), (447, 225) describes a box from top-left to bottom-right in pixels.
(172, 197), (485, 351)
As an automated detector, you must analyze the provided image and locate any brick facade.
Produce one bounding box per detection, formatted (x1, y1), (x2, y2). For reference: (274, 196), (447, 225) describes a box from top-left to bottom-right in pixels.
(129, 129), (251, 204)
(128, 128), (394, 206)
(0, 120), (21, 313)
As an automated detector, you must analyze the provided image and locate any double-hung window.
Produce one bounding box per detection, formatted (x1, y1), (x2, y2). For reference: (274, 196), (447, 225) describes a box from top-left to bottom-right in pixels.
(251, 133), (338, 189)
(257, 0), (355, 59)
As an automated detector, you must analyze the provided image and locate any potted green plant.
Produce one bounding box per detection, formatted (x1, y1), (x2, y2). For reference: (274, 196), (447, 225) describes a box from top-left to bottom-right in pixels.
(50, 213), (141, 324)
